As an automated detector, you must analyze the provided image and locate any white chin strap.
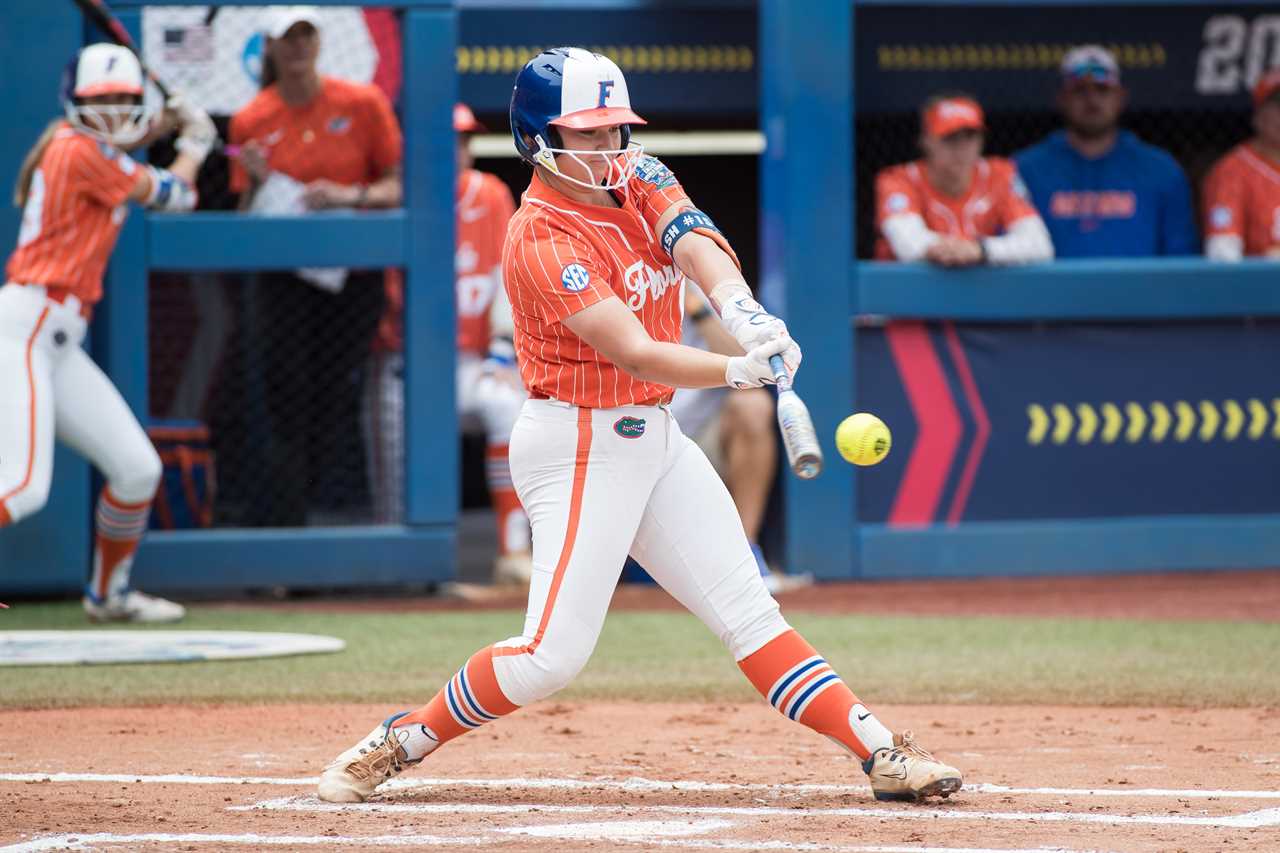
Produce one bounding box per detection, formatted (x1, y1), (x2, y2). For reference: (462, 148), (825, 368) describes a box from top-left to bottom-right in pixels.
(534, 139), (644, 192)
(66, 102), (151, 148)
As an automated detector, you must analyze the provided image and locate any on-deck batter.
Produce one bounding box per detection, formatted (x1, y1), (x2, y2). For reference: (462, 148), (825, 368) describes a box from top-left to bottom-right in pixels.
(318, 47), (962, 805)
(0, 45), (216, 622)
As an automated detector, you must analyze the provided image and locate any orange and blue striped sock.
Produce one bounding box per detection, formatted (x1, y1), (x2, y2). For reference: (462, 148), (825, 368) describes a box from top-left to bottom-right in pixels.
(88, 489), (151, 602)
(486, 443), (528, 555)
(392, 644), (521, 760)
(738, 629), (894, 761)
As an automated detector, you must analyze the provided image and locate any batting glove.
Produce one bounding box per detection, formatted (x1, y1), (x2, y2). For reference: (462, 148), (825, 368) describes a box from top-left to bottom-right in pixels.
(169, 94), (218, 164)
(716, 289), (802, 376)
(725, 334), (794, 389)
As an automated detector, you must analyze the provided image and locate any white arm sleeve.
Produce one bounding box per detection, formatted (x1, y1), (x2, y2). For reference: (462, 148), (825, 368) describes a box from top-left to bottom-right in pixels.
(1205, 234), (1244, 262)
(980, 216), (1054, 265)
(487, 266), (515, 338)
(881, 214), (942, 262)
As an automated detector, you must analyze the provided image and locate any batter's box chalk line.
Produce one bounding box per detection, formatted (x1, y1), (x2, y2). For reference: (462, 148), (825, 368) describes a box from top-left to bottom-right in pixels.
(235, 794), (1280, 829)
(0, 833), (1125, 853)
(3, 771), (1279, 799)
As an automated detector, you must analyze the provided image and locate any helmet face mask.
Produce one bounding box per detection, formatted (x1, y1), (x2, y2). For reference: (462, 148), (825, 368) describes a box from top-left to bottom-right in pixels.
(61, 44), (153, 148)
(529, 131), (643, 192)
(510, 47), (647, 192)
(66, 96), (150, 148)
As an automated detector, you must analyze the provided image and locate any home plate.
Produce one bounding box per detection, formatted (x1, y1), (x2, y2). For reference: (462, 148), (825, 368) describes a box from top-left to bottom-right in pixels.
(0, 631), (345, 666)
(497, 818), (734, 839)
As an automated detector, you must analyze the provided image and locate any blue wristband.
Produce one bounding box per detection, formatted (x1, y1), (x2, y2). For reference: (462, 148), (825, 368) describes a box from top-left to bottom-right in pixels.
(660, 209), (719, 257)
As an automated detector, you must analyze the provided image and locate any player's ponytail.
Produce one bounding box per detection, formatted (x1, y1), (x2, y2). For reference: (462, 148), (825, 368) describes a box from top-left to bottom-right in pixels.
(14, 120), (61, 208)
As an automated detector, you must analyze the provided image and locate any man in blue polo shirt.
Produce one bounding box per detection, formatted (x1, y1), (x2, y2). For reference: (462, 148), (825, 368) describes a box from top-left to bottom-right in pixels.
(1015, 45), (1198, 257)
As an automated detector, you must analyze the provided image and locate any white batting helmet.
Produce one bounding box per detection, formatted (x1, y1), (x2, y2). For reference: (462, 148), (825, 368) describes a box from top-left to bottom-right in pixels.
(62, 44), (152, 147)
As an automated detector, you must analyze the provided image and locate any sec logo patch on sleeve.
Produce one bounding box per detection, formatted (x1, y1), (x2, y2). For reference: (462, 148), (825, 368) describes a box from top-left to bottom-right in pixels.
(561, 263), (591, 292)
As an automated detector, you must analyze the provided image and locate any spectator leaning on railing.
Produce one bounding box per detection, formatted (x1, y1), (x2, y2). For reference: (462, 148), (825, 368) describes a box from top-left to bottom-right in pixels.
(227, 5), (403, 525)
(1202, 69), (1280, 261)
(1015, 45), (1197, 258)
(873, 93), (1053, 267)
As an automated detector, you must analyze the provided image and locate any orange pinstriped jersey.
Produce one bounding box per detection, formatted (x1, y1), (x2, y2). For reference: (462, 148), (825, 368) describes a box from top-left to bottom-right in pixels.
(6, 124), (140, 305)
(1203, 143), (1280, 256)
(456, 169), (517, 354)
(502, 157), (694, 408)
(376, 169), (516, 355)
(873, 157), (1038, 260)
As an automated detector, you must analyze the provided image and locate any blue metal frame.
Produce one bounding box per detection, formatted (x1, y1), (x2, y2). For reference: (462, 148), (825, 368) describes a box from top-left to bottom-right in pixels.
(0, 2), (93, 594)
(763, 0), (1280, 580)
(858, 260), (1280, 320)
(103, 1), (458, 593)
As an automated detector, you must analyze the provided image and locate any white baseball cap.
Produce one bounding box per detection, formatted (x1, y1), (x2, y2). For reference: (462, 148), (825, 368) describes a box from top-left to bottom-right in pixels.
(264, 5), (321, 40)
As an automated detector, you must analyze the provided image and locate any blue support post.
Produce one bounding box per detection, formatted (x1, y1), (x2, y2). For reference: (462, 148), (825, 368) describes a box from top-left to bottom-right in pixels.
(96, 8), (150, 415)
(760, 0), (856, 579)
(0, 0), (91, 593)
(402, 7), (459, 530)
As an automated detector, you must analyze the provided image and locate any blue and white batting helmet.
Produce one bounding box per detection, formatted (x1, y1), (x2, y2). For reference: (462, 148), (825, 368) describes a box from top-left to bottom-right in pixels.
(510, 47), (646, 168)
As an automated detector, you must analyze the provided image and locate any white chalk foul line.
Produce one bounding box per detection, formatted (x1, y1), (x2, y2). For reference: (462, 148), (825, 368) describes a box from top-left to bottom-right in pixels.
(234, 795), (1280, 829)
(3, 771), (1279, 800)
(0, 834), (1113, 853)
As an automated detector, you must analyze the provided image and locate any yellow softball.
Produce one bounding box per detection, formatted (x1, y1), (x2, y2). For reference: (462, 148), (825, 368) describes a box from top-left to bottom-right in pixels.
(835, 413), (892, 466)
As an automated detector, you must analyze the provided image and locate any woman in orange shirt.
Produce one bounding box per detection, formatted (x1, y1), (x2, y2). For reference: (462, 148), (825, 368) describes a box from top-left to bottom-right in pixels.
(316, 47), (962, 807)
(223, 7), (403, 525)
(1, 44), (216, 622)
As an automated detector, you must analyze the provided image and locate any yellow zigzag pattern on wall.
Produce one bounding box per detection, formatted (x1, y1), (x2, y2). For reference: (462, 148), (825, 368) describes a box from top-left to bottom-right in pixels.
(876, 42), (1165, 72)
(1026, 399), (1280, 446)
(457, 45), (754, 75)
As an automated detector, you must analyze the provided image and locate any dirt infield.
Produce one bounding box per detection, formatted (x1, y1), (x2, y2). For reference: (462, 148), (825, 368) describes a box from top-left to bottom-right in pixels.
(4, 571), (1278, 851)
(251, 568), (1280, 622)
(3, 702), (1278, 852)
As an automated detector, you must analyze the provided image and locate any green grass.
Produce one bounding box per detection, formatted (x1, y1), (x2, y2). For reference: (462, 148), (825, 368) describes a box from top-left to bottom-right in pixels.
(3, 603), (1279, 708)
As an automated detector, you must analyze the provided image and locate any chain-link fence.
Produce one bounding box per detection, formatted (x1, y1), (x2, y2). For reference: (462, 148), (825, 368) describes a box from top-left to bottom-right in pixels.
(144, 6), (403, 528)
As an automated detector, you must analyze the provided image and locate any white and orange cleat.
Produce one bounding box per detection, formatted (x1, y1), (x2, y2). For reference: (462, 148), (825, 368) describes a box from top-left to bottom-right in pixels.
(863, 730), (963, 802)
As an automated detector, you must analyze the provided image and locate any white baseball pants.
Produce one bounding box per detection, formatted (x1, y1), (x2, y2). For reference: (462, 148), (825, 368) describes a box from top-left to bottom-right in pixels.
(491, 398), (790, 706)
(0, 284), (160, 524)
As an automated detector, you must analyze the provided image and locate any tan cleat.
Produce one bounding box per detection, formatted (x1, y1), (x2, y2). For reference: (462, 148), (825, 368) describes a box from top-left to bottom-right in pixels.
(863, 730), (963, 802)
(317, 712), (417, 803)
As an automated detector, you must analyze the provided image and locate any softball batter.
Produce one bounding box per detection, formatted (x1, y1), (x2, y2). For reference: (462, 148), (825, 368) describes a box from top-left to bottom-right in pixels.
(319, 47), (961, 804)
(0, 44), (216, 622)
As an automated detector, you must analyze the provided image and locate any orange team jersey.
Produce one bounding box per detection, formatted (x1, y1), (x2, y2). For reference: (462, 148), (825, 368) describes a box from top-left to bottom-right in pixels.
(503, 156), (730, 408)
(5, 123), (140, 306)
(228, 76), (402, 193)
(373, 169), (516, 354)
(456, 169), (517, 354)
(1203, 143), (1280, 256)
(873, 157), (1038, 260)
